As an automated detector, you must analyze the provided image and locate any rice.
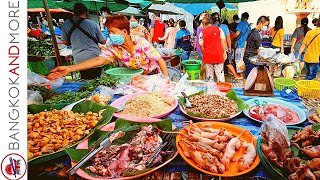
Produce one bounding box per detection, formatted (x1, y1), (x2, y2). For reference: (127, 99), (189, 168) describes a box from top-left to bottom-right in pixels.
(120, 92), (174, 118)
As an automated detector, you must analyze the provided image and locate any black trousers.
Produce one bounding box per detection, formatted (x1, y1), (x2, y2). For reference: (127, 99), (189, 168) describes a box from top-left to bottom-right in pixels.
(79, 67), (103, 80)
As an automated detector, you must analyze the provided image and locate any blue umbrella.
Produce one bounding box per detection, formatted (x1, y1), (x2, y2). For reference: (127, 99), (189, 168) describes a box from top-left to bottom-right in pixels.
(174, 3), (237, 15)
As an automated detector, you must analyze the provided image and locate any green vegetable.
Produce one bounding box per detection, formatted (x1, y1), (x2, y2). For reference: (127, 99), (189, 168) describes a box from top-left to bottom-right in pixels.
(28, 85), (58, 101)
(44, 91), (88, 104)
(226, 90), (250, 111)
(77, 74), (118, 92)
(28, 39), (54, 57)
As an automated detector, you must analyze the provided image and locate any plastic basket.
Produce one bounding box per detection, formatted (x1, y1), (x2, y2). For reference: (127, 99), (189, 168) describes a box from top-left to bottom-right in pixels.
(273, 78), (296, 91)
(296, 80), (320, 99)
(216, 82), (232, 92)
(105, 67), (143, 84)
(181, 60), (202, 70)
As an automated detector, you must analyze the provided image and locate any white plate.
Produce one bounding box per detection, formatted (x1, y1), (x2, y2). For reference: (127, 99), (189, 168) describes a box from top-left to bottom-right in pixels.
(244, 67), (258, 90)
(61, 98), (86, 111)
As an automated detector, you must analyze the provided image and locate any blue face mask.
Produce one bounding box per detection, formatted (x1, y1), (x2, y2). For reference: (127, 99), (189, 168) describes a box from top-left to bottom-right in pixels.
(109, 34), (125, 45)
(130, 21), (138, 28)
(262, 26), (268, 32)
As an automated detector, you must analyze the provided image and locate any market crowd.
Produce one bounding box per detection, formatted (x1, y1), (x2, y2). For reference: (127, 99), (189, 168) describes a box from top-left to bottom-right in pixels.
(27, 2), (320, 81)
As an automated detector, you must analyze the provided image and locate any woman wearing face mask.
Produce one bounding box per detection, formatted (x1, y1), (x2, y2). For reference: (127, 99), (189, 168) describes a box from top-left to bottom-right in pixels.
(158, 18), (178, 48)
(47, 15), (168, 80)
(41, 17), (62, 39)
(129, 15), (149, 40)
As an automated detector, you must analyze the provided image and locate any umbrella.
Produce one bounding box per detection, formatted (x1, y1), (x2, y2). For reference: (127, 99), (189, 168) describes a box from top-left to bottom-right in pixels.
(28, 0), (61, 8)
(116, 6), (145, 16)
(148, 4), (184, 14)
(28, 8), (73, 13)
(167, 0), (262, 3)
(55, 0), (129, 13)
(174, 3), (237, 15)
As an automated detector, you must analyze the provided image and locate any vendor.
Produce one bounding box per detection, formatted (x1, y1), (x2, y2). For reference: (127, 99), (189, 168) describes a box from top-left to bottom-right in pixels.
(47, 15), (168, 80)
(41, 16), (62, 39)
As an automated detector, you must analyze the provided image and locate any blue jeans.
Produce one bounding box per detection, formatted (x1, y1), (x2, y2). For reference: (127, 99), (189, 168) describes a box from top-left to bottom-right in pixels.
(305, 62), (319, 80)
(197, 50), (203, 60)
(245, 60), (258, 79)
(181, 51), (191, 61)
(294, 51), (305, 62)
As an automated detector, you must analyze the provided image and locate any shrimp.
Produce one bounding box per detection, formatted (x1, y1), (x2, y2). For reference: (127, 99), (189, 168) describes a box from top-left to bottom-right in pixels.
(221, 130), (248, 170)
(238, 138), (257, 172)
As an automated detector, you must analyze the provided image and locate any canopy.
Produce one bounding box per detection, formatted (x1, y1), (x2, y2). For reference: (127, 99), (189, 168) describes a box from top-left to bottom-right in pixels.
(28, 8), (73, 13)
(116, 6), (145, 16)
(148, 4), (184, 14)
(167, 0), (260, 3)
(174, 3), (237, 15)
(28, 0), (61, 8)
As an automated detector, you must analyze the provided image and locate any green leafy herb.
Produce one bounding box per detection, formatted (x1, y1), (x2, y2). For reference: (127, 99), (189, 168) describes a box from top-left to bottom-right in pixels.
(28, 39), (54, 57)
(28, 85), (58, 101)
(44, 91), (88, 104)
(77, 74), (119, 92)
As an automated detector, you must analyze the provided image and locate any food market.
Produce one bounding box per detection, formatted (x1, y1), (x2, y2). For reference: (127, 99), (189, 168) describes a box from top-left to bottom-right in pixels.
(25, 0), (320, 179)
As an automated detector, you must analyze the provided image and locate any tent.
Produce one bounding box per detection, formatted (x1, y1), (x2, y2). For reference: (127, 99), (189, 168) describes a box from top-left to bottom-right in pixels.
(166, 0), (261, 3)
(116, 6), (145, 16)
(174, 3), (237, 15)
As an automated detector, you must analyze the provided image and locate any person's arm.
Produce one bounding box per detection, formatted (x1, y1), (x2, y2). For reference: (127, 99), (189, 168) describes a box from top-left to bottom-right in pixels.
(199, 31), (204, 53)
(219, 29), (227, 59)
(297, 44), (306, 61)
(226, 34), (232, 52)
(158, 28), (170, 41)
(149, 28), (154, 42)
(157, 58), (168, 76)
(244, 41), (248, 53)
(291, 38), (297, 53)
(174, 31), (181, 49)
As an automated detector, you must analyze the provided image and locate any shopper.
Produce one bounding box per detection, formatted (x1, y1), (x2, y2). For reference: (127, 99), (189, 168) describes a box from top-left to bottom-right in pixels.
(234, 12), (251, 77)
(312, 18), (318, 27)
(196, 13), (205, 59)
(149, 12), (165, 45)
(40, 16), (62, 39)
(60, 3), (106, 79)
(270, 16), (285, 77)
(100, 6), (111, 39)
(129, 15), (149, 40)
(212, 12), (242, 80)
(296, 16), (320, 80)
(158, 18), (178, 48)
(291, 18), (311, 71)
(174, 20), (193, 60)
(199, 13), (226, 82)
(47, 15), (168, 80)
(229, 14), (239, 33)
(243, 16), (270, 79)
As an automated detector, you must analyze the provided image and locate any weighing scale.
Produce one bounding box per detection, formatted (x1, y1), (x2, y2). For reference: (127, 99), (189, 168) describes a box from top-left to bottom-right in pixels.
(244, 56), (276, 97)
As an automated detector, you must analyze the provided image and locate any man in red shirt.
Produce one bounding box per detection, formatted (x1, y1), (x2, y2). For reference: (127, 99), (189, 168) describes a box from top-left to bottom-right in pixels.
(149, 12), (165, 45)
(199, 13), (227, 82)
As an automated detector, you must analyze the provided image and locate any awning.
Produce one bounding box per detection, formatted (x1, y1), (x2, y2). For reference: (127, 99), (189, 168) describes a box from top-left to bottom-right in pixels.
(28, 8), (73, 13)
(174, 3), (237, 15)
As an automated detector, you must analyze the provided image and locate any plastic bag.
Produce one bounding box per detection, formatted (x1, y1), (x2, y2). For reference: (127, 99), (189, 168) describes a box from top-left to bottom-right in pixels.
(236, 60), (245, 72)
(27, 90), (43, 105)
(86, 86), (115, 106)
(288, 53), (296, 63)
(27, 69), (65, 89)
(260, 114), (290, 146)
(130, 74), (175, 92)
(259, 48), (278, 59)
(293, 61), (301, 77)
(282, 66), (294, 79)
(275, 53), (290, 64)
(172, 74), (198, 97)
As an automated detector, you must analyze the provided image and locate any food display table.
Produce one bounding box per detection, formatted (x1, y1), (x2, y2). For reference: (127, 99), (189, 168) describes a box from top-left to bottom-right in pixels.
(28, 82), (311, 180)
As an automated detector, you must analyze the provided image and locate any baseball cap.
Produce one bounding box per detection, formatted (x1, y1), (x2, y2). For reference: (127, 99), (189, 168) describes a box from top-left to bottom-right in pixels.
(199, 13), (206, 21)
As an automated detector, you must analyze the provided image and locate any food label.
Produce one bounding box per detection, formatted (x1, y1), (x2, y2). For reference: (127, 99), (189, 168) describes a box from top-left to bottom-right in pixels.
(254, 83), (266, 91)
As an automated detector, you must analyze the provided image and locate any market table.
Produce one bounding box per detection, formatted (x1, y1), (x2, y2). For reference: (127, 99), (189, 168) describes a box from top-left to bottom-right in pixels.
(28, 82), (311, 180)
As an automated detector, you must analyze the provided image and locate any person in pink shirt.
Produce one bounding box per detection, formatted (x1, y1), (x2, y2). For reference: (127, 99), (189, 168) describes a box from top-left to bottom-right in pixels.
(158, 18), (178, 48)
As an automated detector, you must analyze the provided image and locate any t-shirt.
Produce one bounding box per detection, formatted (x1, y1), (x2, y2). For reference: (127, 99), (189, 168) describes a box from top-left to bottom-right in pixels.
(244, 28), (262, 61)
(214, 23), (230, 50)
(196, 26), (203, 52)
(236, 21), (251, 48)
(61, 18), (106, 64)
(292, 27), (309, 52)
(199, 27), (225, 46)
(271, 28), (284, 47)
(99, 36), (162, 74)
(302, 27), (320, 63)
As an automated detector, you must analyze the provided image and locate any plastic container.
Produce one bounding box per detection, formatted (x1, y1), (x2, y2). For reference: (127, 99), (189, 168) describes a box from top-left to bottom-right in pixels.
(105, 67), (143, 84)
(296, 80), (320, 99)
(216, 82), (232, 92)
(273, 78), (296, 91)
(181, 60), (202, 70)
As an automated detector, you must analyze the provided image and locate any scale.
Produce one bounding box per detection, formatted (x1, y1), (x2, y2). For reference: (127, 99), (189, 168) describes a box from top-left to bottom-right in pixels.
(244, 56), (276, 97)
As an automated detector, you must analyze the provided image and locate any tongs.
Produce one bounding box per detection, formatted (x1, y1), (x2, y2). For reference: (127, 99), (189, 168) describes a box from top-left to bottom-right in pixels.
(67, 131), (125, 176)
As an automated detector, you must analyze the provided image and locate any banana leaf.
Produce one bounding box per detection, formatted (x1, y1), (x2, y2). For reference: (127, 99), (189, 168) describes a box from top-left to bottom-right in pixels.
(28, 103), (71, 114)
(28, 101), (117, 165)
(178, 90), (249, 119)
(66, 118), (176, 178)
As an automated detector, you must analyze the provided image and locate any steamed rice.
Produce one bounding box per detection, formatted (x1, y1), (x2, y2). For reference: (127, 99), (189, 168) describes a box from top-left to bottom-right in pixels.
(120, 92), (174, 118)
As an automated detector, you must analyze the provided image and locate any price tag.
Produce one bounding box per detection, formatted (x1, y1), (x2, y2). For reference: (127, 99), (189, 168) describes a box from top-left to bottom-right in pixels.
(254, 83), (266, 91)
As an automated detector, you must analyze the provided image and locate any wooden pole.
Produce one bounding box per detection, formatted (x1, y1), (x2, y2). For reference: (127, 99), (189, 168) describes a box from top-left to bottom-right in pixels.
(42, 0), (62, 66)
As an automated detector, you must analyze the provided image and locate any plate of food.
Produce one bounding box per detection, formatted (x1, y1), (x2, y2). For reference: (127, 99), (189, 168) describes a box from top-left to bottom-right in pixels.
(176, 121), (260, 177)
(178, 90), (248, 121)
(243, 97), (306, 126)
(68, 118), (178, 180)
(257, 115), (320, 179)
(308, 106), (320, 124)
(27, 101), (117, 165)
(110, 92), (178, 120)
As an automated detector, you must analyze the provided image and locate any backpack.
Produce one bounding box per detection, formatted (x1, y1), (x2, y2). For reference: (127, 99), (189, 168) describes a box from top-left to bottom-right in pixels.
(179, 29), (194, 51)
